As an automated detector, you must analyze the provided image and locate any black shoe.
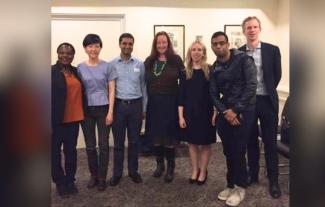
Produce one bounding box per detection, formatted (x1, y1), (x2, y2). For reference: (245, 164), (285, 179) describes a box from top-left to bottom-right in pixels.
(109, 176), (122, 186)
(269, 182), (282, 198)
(189, 169), (200, 184)
(129, 173), (143, 183)
(56, 184), (69, 198)
(97, 180), (107, 191)
(247, 175), (259, 186)
(66, 182), (78, 195)
(87, 176), (98, 189)
(197, 170), (208, 185)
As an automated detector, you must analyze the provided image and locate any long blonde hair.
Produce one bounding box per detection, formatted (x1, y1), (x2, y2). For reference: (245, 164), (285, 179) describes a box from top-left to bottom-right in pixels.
(184, 40), (209, 80)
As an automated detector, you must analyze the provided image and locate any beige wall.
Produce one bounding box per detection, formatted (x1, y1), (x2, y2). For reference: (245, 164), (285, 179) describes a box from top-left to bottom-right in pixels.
(276, 0), (290, 97)
(52, 7), (281, 62)
(52, 4), (289, 94)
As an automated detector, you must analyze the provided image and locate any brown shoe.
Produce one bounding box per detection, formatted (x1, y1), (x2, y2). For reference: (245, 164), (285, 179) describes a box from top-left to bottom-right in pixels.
(87, 176), (98, 189)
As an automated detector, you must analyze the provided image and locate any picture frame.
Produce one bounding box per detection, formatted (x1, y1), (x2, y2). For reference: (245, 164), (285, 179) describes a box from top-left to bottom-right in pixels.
(224, 25), (246, 49)
(154, 25), (185, 60)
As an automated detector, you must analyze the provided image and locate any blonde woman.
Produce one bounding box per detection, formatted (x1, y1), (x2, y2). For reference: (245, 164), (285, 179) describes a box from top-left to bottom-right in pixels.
(178, 41), (217, 185)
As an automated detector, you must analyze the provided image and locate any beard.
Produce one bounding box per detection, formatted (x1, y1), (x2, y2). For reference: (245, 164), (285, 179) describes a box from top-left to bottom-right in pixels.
(215, 51), (226, 58)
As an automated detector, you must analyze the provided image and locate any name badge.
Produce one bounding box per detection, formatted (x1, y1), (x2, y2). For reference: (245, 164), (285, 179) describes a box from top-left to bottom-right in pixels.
(134, 68), (140, 73)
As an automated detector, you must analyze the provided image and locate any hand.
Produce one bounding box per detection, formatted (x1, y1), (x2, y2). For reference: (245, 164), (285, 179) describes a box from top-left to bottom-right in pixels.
(230, 117), (241, 126)
(211, 111), (217, 126)
(141, 112), (146, 120)
(223, 109), (240, 126)
(179, 117), (187, 128)
(106, 112), (113, 126)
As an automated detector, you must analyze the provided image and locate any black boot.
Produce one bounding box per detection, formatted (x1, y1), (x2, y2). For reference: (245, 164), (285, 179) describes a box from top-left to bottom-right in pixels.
(164, 147), (175, 183)
(153, 146), (165, 177)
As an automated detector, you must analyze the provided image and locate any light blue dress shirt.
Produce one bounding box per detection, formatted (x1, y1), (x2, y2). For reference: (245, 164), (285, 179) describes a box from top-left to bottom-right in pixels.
(78, 60), (118, 106)
(109, 56), (148, 112)
(246, 42), (268, 95)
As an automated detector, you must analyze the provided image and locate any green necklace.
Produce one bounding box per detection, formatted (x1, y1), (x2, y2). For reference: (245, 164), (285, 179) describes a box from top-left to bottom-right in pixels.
(153, 60), (167, 76)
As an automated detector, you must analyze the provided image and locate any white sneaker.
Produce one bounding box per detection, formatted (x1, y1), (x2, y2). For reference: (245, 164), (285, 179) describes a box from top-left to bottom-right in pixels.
(217, 187), (234, 201)
(225, 186), (245, 206)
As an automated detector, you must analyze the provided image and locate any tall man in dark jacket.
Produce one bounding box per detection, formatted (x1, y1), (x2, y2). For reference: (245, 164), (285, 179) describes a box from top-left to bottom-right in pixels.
(239, 16), (282, 198)
(210, 31), (257, 206)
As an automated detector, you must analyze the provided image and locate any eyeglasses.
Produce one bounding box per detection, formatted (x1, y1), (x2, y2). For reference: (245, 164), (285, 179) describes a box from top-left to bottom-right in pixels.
(212, 41), (227, 46)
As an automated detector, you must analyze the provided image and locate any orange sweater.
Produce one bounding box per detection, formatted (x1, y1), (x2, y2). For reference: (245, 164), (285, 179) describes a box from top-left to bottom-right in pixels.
(63, 72), (84, 123)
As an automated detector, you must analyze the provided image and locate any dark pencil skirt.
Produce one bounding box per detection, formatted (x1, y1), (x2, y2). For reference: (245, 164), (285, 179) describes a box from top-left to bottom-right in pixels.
(145, 94), (179, 146)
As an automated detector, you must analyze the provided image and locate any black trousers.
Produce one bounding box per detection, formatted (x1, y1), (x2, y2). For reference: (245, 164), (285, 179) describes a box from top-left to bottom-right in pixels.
(112, 98), (142, 177)
(81, 105), (110, 180)
(51, 122), (79, 185)
(247, 95), (279, 183)
(218, 109), (255, 188)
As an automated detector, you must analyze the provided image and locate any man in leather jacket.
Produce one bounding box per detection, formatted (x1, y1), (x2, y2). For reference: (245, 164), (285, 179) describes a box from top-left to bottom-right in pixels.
(210, 31), (257, 207)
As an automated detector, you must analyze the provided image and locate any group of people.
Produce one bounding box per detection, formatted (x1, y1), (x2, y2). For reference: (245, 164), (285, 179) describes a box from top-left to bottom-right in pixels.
(51, 16), (282, 206)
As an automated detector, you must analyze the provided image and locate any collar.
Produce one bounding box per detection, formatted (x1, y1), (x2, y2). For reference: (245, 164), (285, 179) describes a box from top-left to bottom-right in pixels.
(118, 56), (134, 62)
(246, 41), (261, 51)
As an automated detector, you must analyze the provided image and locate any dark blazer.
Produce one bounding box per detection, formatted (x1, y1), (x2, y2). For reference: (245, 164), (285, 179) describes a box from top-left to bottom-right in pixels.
(51, 62), (86, 126)
(239, 42), (282, 112)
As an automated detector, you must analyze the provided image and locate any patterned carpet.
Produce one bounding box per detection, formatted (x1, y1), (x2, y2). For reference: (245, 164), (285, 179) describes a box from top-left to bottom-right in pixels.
(51, 143), (289, 207)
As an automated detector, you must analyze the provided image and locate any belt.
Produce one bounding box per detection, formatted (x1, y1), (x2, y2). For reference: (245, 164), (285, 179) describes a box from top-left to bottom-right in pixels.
(116, 98), (141, 104)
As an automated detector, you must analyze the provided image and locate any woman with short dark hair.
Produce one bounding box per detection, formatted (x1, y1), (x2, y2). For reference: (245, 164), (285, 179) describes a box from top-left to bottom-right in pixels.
(78, 34), (118, 191)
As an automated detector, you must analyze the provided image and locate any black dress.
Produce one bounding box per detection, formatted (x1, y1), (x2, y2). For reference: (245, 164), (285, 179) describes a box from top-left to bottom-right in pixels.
(179, 69), (216, 145)
(144, 55), (184, 145)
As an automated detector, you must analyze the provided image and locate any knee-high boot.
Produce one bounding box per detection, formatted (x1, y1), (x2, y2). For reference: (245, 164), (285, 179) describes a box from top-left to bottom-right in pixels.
(164, 147), (175, 183)
(153, 146), (165, 177)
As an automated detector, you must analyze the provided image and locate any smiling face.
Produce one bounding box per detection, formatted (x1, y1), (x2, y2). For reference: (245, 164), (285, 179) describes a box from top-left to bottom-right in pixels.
(243, 18), (261, 42)
(190, 43), (204, 64)
(156, 34), (168, 55)
(57, 45), (74, 66)
(84, 43), (101, 59)
(119, 37), (134, 57)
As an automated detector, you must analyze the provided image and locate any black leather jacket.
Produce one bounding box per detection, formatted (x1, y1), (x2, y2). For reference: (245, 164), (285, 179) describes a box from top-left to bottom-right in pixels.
(210, 49), (257, 114)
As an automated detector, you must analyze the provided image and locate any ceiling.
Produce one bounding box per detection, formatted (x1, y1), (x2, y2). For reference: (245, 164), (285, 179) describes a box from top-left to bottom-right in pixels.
(52, 0), (280, 9)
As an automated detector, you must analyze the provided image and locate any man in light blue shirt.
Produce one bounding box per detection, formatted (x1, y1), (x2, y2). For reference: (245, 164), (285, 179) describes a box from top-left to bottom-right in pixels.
(239, 16), (282, 199)
(109, 33), (147, 186)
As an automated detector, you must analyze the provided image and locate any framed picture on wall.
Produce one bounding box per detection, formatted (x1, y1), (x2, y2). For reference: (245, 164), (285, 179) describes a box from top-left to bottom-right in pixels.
(154, 25), (185, 60)
(224, 25), (246, 49)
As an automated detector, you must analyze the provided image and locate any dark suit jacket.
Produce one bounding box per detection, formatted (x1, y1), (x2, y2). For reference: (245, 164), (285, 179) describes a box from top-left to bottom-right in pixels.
(239, 42), (282, 112)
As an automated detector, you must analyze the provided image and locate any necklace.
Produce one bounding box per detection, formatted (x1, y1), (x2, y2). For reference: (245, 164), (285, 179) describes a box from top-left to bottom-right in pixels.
(153, 60), (167, 76)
